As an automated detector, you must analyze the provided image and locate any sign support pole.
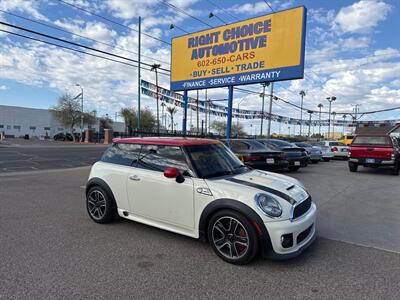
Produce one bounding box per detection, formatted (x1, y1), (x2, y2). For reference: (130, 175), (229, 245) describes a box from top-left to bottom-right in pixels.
(137, 16), (141, 132)
(226, 85), (234, 139)
(182, 90), (188, 136)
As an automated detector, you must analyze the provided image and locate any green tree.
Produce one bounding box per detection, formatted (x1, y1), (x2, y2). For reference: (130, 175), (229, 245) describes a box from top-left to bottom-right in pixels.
(211, 120), (246, 136)
(99, 116), (113, 133)
(120, 107), (157, 133)
(51, 93), (80, 136)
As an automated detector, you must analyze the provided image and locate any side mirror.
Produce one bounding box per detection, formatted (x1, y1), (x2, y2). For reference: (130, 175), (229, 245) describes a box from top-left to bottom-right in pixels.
(164, 167), (185, 183)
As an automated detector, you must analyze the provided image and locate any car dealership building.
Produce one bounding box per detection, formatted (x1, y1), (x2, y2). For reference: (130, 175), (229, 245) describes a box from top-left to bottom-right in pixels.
(0, 105), (125, 138)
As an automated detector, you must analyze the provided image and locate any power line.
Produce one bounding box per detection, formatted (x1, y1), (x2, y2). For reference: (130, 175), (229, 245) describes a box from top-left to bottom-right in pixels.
(157, 0), (213, 28)
(0, 21), (171, 72)
(57, 0), (171, 46)
(205, 0), (239, 21)
(0, 29), (170, 76)
(0, 9), (170, 66)
(263, 1), (276, 13)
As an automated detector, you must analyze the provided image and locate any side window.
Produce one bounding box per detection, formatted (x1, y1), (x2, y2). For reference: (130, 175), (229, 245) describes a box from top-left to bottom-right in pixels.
(229, 141), (249, 151)
(101, 143), (141, 166)
(138, 145), (189, 172)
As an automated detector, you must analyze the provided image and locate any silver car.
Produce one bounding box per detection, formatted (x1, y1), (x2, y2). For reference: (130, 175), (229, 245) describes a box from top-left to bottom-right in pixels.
(293, 142), (323, 163)
(310, 142), (334, 161)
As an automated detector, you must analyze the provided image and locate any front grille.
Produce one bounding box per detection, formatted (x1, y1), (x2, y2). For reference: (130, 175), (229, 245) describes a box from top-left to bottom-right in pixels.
(292, 197), (312, 219)
(297, 224), (313, 244)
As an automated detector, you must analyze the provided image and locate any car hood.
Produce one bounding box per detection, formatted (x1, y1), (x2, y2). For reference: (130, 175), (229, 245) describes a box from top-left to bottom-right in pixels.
(205, 169), (308, 221)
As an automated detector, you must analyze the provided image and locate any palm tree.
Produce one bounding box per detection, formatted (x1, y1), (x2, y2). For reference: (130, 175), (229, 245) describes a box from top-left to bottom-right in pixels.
(166, 106), (178, 131)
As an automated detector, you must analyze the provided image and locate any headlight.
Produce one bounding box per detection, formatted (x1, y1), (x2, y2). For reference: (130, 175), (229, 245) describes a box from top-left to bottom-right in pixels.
(254, 193), (282, 217)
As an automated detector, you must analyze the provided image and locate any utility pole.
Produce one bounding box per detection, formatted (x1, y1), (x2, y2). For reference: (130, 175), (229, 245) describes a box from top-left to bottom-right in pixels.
(332, 112), (337, 139)
(326, 96), (336, 139)
(317, 103), (323, 140)
(260, 82), (268, 137)
(342, 114), (347, 136)
(208, 98), (212, 134)
(137, 16), (141, 131)
(267, 82), (274, 138)
(151, 63), (161, 135)
(299, 90), (306, 136)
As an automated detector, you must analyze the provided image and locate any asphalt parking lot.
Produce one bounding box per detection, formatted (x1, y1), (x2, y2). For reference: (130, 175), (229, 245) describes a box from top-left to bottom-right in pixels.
(0, 140), (107, 172)
(1, 146), (399, 299)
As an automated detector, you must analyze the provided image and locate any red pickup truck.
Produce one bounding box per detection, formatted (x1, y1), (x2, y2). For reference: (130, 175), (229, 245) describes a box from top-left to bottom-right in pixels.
(348, 134), (400, 175)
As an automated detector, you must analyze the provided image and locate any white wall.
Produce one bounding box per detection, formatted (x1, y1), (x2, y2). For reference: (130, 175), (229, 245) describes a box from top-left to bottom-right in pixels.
(0, 105), (125, 138)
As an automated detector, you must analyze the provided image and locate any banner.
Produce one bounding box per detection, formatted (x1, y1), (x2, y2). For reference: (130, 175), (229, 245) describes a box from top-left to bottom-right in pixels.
(141, 80), (400, 127)
(170, 7), (306, 90)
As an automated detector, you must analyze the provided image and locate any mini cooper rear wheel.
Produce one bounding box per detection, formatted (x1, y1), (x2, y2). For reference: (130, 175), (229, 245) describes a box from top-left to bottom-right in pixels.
(208, 210), (259, 265)
(86, 186), (117, 223)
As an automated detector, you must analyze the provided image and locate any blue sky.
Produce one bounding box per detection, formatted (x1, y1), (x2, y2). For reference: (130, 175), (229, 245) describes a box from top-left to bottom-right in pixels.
(0, 0), (399, 134)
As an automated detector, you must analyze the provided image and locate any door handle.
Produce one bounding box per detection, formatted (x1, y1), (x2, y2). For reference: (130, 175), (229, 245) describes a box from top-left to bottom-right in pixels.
(129, 175), (140, 181)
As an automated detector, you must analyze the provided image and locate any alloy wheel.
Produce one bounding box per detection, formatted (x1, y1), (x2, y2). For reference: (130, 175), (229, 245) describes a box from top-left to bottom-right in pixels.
(211, 217), (249, 259)
(87, 190), (107, 220)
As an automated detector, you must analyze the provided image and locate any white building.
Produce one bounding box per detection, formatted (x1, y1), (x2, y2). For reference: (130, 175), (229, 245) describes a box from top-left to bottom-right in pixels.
(0, 105), (125, 138)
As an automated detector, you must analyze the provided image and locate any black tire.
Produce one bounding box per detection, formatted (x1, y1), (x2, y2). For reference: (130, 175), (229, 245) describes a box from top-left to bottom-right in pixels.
(323, 158), (330, 162)
(288, 166), (300, 172)
(207, 209), (259, 265)
(391, 163), (399, 176)
(86, 186), (118, 224)
(349, 163), (358, 172)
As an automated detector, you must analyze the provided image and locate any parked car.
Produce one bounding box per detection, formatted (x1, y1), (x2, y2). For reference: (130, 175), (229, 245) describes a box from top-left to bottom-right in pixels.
(293, 142), (322, 163)
(221, 139), (289, 171)
(53, 132), (74, 141)
(338, 135), (355, 146)
(348, 134), (400, 175)
(86, 137), (316, 264)
(322, 141), (349, 159)
(309, 141), (334, 161)
(258, 139), (308, 171)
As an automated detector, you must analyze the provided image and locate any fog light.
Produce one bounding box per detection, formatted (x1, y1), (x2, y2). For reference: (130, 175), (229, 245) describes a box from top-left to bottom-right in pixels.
(281, 234), (293, 248)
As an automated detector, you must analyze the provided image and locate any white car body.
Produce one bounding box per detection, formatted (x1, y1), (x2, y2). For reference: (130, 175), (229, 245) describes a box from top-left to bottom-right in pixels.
(322, 140), (349, 158)
(86, 138), (316, 263)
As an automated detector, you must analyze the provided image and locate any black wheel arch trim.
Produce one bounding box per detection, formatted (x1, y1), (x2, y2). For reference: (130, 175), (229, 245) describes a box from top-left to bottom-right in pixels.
(86, 177), (116, 203)
(198, 198), (273, 257)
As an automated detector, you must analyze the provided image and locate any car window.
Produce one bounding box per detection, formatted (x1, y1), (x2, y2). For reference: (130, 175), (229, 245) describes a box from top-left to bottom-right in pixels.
(101, 143), (141, 166)
(137, 145), (189, 172)
(329, 142), (345, 146)
(352, 136), (391, 145)
(185, 143), (244, 178)
(228, 141), (249, 151)
(243, 140), (266, 150)
(259, 140), (280, 150)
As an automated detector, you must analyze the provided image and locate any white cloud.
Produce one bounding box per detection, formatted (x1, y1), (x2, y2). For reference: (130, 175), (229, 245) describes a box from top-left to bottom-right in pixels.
(0, 85), (8, 90)
(0, 0), (49, 21)
(333, 0), (391, 34)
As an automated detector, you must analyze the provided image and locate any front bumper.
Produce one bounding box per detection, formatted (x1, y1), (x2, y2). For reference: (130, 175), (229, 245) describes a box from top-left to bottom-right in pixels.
(263, 203), (317, 259)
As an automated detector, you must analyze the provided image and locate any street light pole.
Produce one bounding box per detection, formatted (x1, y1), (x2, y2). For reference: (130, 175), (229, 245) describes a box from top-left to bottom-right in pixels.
(266, 83), (274, 139)
(151, 63), (161, 135)
(326, 96), (336, 139)
(307, 110), (313, 138)
(342, 114), (347, 136)
(76, 84), (83, 142)
(299, 90), (306, 136)
(317, 103), (323, 140)
(260, 82), (268, 137)
(332, 111), (337, 138)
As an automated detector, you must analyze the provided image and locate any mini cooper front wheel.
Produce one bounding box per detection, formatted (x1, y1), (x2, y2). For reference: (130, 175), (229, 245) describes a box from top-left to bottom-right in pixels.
(208, 210), (259, 265)
(86, 186), (117, 224)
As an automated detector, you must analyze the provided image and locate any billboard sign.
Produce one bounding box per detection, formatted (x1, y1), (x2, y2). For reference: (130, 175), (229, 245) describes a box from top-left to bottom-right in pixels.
(170, 6), (306, 91)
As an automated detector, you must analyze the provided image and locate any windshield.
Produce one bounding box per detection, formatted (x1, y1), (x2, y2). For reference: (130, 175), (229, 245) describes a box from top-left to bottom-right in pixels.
(329, 142), (346, 146)
(185, 143), (247, 179)
(352, 136), (391, 145)
(295, 142), (311, 147)
(268, 140), (293, 149)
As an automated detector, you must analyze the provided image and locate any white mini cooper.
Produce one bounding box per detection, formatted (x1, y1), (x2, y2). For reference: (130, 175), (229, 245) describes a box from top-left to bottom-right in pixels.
(86, 137), (316, 264)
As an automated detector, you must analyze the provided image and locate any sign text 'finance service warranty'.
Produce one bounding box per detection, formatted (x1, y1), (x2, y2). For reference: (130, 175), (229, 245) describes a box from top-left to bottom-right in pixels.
(170, 6), (306, 91)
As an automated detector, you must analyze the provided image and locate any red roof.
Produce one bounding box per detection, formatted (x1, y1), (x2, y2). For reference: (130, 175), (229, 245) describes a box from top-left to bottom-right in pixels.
(113, 137), (220, 146)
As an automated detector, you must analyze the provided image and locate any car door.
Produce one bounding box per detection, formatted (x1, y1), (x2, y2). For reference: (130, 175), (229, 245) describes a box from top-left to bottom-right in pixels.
(127, 144), (195, 230)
